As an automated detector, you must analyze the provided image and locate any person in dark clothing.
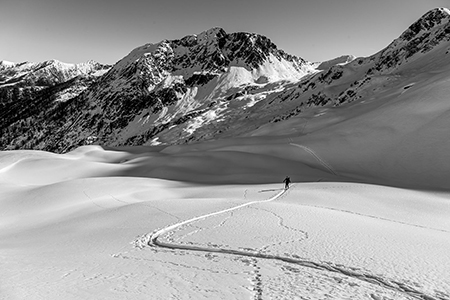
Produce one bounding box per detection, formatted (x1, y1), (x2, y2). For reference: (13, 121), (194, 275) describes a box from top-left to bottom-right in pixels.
(283, 176), (291, 189)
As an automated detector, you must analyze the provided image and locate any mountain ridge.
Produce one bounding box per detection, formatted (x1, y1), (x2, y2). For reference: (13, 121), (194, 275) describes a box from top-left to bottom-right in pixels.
(2, 7), (450, 153)
(0, 59), (110, 89)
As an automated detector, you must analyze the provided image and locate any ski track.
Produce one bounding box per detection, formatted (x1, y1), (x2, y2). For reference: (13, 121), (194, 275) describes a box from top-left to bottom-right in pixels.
(83, 191), (108, 209)
(248, 205), (309, 254)
(136, 188), (443, 300)
(289, 142), (338, 175)
(175, 211), (235, 245)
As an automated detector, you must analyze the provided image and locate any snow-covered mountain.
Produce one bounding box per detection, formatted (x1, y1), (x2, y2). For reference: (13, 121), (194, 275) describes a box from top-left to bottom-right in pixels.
(2, 8), (450, 153)
(316, 55), (355, 70)
(0, 60), (111, 150)
(0, 59), (111, 108)
(0, 59), (110, 88)
(1, 28), (318, 151)
(91, 27), (316, 129)
(105, 27), (314, 91)
(370, 7), (450, 72)
(261, 7), (450, 122)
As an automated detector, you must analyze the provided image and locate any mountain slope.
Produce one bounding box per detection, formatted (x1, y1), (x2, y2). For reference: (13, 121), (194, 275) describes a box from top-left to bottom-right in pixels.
(0, 60), (111, 150)
(255, 7), (450, 124)
(81, 27), (316, 147)
(100, 7), (450, 190)
(1, 28), (317, 151)
(2, 8), (450, 159)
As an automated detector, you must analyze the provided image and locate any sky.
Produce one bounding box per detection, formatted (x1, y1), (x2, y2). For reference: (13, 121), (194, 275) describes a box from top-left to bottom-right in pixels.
(1, 0), (450, 65)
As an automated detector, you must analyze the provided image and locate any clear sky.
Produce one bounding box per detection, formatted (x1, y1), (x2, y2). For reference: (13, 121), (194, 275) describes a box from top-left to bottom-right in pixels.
(1, 0), (450, 64)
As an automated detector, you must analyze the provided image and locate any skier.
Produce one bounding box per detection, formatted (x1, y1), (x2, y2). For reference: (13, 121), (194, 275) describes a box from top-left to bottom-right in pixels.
(283, 176), (291, 190)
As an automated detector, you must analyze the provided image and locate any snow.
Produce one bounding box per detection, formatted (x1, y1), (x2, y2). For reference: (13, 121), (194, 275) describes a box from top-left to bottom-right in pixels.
(196, 27), (225, 44)
(2, 10), (450, 300)
(0, 60), (16, 67)
(202, 56), (311, 101)
(54, 85), (89, 102)
(0, 82), (21, 88)
(114, 42), (168, 73)
(90, 68), (109, 77)
(317, 55), (356, 70)
(157, 74), (184, 90)
(254, 53), (313, 81)
(1, 89), (450, 300)
(184, 110), (220, 135)
(149, 137), (162, 146)
(0, 59), (108, 88)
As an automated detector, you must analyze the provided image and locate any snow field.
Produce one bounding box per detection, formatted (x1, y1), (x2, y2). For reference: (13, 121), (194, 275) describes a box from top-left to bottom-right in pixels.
(3, 62), (450, 300)
(155, 185), (450, 299)
(0, 146), (449, 299)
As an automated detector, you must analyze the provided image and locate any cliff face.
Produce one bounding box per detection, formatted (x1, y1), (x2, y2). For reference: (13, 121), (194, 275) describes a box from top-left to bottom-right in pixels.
(88, 27), (314, 102)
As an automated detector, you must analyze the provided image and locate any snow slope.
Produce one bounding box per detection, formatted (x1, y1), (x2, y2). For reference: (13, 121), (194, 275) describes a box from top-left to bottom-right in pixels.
(0, 126), (449, 300)
(316, 54), (356, 70)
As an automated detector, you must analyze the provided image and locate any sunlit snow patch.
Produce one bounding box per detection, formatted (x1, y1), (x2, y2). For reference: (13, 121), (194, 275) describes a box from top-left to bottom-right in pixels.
(150, 137), (162, 146)
(184, 110), (220, 135)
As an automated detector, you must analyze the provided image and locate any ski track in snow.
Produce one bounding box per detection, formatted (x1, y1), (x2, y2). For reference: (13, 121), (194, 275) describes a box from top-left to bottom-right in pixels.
(134, 187), (444, 300)
(289, 142), (338, 175)
(249, 205), (310, 254)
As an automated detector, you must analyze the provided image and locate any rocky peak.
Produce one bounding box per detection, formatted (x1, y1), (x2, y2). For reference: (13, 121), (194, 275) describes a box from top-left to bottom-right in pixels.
(102, 28), (313, 95)
(218, 32), (277, 68)
(401, 7), (450, 41)
(171, 28), (296, 71)
(197, 27), (228, 44)
(365, 7), (450, 72)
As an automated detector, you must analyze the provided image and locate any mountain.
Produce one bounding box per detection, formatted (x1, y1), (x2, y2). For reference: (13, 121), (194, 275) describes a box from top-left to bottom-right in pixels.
(0, 59), (109, 88)
(316, 55), (355, 70)
(74, 27), (317, 147)
(370, 7), (450, 72)
(262, 7), (450, 121)
(2, 8), (450, 155)
(0, 59), (111, 108)
(3, 10), (450, 300)
(0, 60), (111, 149)
(0, 28), (317, 151)
(0, 60), (111, 107)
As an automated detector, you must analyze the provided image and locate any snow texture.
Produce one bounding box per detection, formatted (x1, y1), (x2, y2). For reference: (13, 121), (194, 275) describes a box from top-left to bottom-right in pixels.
(1, 7), (450, 300)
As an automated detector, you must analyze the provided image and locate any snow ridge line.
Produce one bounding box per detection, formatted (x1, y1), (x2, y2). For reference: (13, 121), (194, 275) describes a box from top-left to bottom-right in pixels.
(142, 189), (441, 300)
(0, 160), (21, 173)
(290, 143), (338, 175)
